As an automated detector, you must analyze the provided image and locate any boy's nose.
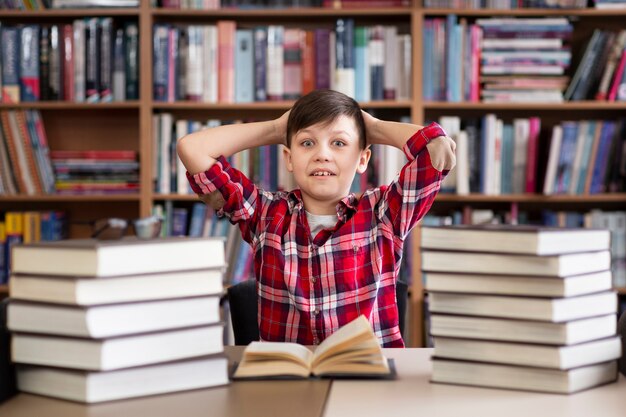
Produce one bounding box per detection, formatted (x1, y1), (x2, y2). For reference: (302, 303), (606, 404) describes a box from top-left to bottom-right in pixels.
(314, 144), (332, 161)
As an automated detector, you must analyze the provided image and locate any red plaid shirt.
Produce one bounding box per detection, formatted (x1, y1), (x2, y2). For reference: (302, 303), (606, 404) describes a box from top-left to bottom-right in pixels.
(187, 122), (447, 347)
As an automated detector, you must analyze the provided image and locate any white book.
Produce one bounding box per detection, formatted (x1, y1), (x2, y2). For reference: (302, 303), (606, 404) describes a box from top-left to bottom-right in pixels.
(455, 131), (469, 195)
(543, 125), (562, 195)
(12, 325), (224, 371)
(266, 25), (284, 100)
(481, 38), (563, 49)
(175, 119), (191, 194)
(433, 337), (621, 370)
(11, 236), (226, 277)
(430, 314), (618, 345)
(186, 25), (204, 101)
(159, 112), (173, 194)
(483, 114), (497, 195)
(431, 359), (617, 394)
(481, 65), (565, 75)
(429, 291), (617, 322)
(8, 296), (222, 338)
(203, 25), (218, 103)
(17, 355), (229, 403)
(9, 268), (224, 306)
(396, 34), (412, 100)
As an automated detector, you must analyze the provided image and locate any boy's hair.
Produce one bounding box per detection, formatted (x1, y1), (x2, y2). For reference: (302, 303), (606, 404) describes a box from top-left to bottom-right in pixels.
(286, 89), (367, 149)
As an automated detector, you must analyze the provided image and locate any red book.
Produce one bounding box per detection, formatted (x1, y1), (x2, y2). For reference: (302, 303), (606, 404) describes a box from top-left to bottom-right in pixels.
(218, 20), (236, 104)
(301, 30), (316, 95)
(525, 117), (540, 193)
(63, 24), (75, 102)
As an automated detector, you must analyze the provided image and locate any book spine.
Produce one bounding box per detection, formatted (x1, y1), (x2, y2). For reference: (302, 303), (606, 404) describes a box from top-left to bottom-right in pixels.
(73, 20), (86, 102)
(266, 25), (284, 101)
(85, 18), (100, 103)
(314, 28), (330, 90)
(1, 26), (21, 103)
(62, 24), (74, 102)
(524, 117), (540, 193)
(369, 25), (384, 101)
(354, 26), (370, 102)
(283, 28), (302, 100)
(124, 22), (139, 100)
(217, 20), (236, 103)
(234, 29), (254, 103)
(186, 25), (204, 101)
(153, 24), (169, 102)
(112, 27), (126, 101)
(99, 18), (113, 103)
(253, 27), (267, 102)
(19, 25), (40, 102)
(301, 30), (315, 96)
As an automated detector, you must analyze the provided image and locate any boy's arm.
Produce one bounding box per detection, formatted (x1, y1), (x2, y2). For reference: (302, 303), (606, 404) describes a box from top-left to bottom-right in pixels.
(363, 112), (456, 171)
(177, 112), (288, 174)
(364, 112), (456, 239)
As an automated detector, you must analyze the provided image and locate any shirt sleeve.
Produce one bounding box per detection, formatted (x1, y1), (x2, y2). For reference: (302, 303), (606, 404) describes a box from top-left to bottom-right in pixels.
(186, 156), (269, 244)
(377, 122), (449, 240)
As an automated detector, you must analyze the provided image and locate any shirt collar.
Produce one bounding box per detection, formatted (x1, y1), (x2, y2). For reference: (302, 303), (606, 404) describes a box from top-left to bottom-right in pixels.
(287, 189), (358, 222)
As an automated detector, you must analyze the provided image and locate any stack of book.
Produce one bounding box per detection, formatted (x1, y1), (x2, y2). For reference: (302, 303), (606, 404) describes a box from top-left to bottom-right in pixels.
(422, 225), (622, 394)
(7, 236), (228, 403)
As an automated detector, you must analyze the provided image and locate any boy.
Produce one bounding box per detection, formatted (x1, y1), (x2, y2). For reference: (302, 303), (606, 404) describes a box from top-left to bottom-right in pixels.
(177, 90), (455, 347)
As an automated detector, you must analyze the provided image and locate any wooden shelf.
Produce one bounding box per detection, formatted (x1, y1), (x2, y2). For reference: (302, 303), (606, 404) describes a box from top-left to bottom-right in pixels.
(424, 101), (626, 111)
(152, 100), (412, 110)
(0, 194), (141, 202)
(0, 102), (140, 110)
(617, 287), (626, 295)
(151, 7), (412, 18)
(422, 8), (626, 16)
(0, 8), (140, 17)
(0, 285), (6, 295)
(436, 193), (626, 203)
(153, 194), (199, 201)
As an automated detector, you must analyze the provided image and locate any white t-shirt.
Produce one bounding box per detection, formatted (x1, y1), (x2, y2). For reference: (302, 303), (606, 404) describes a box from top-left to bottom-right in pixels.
(306, 211), (337, 238)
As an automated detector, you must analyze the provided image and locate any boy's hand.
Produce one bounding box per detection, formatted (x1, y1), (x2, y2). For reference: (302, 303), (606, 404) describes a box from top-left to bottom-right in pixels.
(426, 135), (456, 172)
(361, 110), (381, 144)
(273, 110), (290, 145)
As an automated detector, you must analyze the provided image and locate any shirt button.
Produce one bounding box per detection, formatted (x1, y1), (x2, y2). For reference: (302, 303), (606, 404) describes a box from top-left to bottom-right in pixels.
(353, 245), (359, 253)
(314, 308), (320, 315)
(311, 277), (316, 283)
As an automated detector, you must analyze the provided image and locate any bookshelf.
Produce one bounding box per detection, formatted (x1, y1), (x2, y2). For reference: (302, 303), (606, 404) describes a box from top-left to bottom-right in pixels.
(1, 1), (625, 346)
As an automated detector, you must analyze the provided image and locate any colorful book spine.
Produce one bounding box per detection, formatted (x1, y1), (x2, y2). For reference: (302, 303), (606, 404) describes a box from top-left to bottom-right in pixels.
(253, 26), (268, 101)
(1, 26), (21, 103)
(124, 22), (139, 100)
(99, 18), (113, 103)
(235, 29), (254, 103)
(283, 28), (302, 100)
(19, 25), (40, 102)
(217, 20), (236, 103)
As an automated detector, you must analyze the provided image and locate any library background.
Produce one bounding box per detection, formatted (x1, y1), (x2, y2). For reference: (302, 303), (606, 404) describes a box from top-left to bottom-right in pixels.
(0, 0), (625, 348)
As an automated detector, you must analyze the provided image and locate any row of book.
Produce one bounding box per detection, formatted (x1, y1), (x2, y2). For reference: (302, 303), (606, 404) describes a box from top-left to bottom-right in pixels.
(7, 236), (228, 403)
(153, 113), (408, 195)
(153, 20), (411, 103)
(51, 150), (139, 195)
(0, 0), (139, 9)
(423, 208), (626, 288)
(0, 20), (139, 103)
(156, 201), (255, 285)
(425, 16), (626, 103)
(423, 225), (621, 394)
(424, 0), (590, 8)
(0, 210), (67, 284)
(437, 115), (626, 196)
(156, 0), (410, 8)
(0, 110), (55, 196)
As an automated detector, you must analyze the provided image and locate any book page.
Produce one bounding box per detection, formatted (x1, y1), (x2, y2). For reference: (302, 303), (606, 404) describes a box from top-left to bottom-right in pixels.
(312, 315), (372, 365)
(243, 341), (313, 368)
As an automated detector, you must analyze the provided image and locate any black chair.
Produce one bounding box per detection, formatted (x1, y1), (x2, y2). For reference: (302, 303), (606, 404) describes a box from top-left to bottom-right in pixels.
(227, 279), (259, 346)
(0, 298), (16, 404)
(226, 279), (409, 345)
(618, 310), (626, 376)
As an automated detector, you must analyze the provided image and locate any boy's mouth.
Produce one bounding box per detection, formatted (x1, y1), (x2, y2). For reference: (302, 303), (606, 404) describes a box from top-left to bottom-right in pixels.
(310, 169), (336, 177)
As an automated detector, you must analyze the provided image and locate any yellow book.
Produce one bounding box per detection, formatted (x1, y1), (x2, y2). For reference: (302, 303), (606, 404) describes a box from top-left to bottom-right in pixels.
(5, 212), (24, 236)
(22, 211), (41, 244)
(232, 315), (394, 380)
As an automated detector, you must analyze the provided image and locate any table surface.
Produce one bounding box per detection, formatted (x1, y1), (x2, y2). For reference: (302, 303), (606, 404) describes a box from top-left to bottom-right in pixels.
(0, 347), (624, 417)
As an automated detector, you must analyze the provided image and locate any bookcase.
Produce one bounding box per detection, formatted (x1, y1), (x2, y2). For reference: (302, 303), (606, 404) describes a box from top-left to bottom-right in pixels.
(1, 1), (626, 346)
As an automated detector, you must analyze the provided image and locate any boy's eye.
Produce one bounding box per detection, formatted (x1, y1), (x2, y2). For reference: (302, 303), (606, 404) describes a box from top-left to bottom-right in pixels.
(301, 139), (314, 147)
(332, 140), (346, 147)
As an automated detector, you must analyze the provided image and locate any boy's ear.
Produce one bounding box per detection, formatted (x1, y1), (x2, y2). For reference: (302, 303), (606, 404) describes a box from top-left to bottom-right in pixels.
(282, 146), (294, 172)
(356, 147), (371, 174)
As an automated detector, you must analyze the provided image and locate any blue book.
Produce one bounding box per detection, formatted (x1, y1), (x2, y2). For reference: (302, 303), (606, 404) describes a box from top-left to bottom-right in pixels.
(188, 202), (208, 237)
(171, 207), (188, 237)
(1, 26), (21, 103)
(422, 20), (434, 101)
(235, 29), (254, 103)
(354, 26), (369, 102)
(590, 121), (616, 194)
(445, 15), (457, 103)
(554, 122), (578, 194)
(575, 121), (596, 195)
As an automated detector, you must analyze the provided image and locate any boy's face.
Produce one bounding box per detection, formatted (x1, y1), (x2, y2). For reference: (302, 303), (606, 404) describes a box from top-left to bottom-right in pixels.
(283, 115), (371, 213)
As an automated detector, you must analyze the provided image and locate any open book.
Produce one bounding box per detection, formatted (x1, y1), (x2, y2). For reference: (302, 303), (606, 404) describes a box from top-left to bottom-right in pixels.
(232, 315), (394, 379)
